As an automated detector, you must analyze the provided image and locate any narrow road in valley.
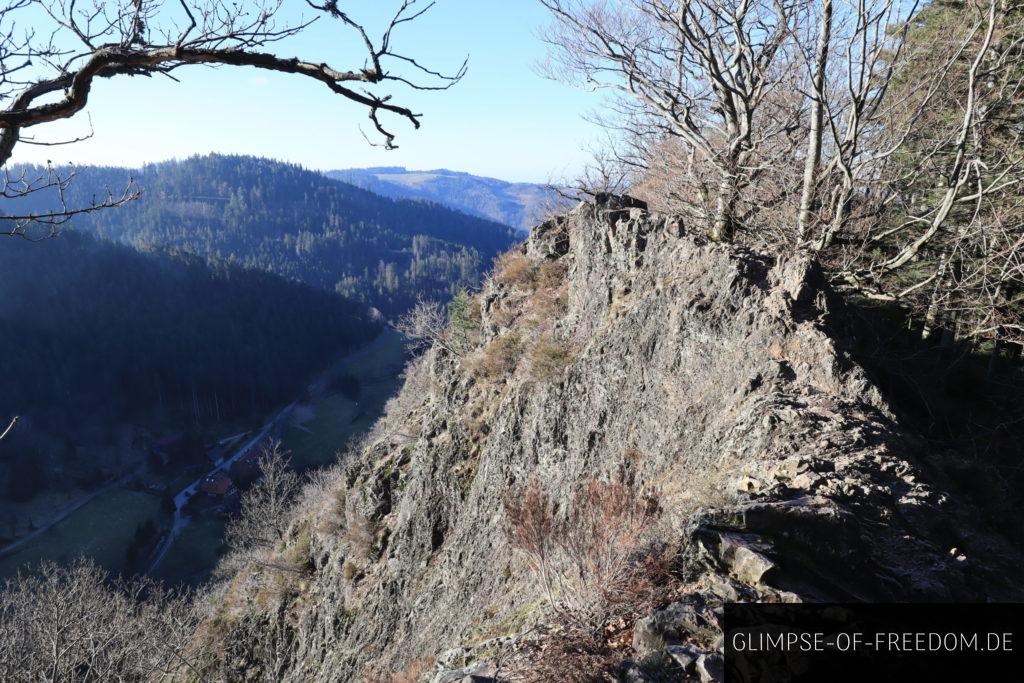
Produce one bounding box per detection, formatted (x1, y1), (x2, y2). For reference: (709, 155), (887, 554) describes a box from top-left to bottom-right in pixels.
(146, 329), (398, 576)
(146, 401), (296, 574)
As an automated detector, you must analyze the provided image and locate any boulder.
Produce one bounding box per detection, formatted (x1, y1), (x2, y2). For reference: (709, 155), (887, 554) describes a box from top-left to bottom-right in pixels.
(665, 643), (703, 672)
(696, 653), (725, 683)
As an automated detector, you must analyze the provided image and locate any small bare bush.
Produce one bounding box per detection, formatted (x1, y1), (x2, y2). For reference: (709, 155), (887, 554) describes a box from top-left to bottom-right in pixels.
(559, 480), (663, 619)
(396, 295), (478, 356)
(504, 480), (557, 589)
(503, 478), (662, 626)
(395, 298), (450, 353)
(514, 549), (675, 683)
(505, 479), (672, 682)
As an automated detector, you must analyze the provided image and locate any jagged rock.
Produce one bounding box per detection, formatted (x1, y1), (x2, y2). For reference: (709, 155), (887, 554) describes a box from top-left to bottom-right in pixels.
(735, 475), (764, 493)
(618, 660), (655, 683)
(695, 652), (725, 683)
(437, 674), (496, 683)
(665, 643), (703, 672)
(632, 598), (725, 667)
(717, 532), (777, 585)
(434, 658), (499, 683)
(525, 215), (570, 260)
(201, 199), (1024, 681)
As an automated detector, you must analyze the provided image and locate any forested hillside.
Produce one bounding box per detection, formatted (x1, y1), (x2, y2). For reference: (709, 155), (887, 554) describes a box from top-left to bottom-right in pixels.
(10, 156), (520, 315)
(0, 231), (375, 439)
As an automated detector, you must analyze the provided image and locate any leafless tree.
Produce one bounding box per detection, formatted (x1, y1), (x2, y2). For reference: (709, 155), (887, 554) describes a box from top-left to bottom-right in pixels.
(0, 559), (200, 682)
(0, 0), (465, 238)
(394, 295), (467, 355)
(545, 0), (1024, 349)
(801, 0), (923, 253)
(795, 0), (831, 241)
(820, 0), (1024, 346)
(225, 439), (301, 554)
(541, 0), (804, 242)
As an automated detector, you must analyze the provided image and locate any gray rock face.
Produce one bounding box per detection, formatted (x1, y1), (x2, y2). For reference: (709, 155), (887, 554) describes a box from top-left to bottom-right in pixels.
(665, 643), (702, 672)
(208, 200), (1022, 681)
(633, 600), (716, 665)
(695, 652), (725, 683)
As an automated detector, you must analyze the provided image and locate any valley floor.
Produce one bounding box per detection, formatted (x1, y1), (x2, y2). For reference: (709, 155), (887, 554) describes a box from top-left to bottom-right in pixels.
(0, 330), (409, 587)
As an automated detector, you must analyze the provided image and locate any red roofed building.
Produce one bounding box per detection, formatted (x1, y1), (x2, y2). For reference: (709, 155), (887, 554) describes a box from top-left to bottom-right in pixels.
(200, 472), (235, 497)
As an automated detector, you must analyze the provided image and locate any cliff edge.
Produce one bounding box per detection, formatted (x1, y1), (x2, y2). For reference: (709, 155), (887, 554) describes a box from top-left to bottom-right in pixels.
(197, 199), (1022, 682)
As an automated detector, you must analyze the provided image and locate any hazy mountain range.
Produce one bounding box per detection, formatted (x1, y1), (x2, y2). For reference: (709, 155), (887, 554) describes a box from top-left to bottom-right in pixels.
(325, 167), (567, 234)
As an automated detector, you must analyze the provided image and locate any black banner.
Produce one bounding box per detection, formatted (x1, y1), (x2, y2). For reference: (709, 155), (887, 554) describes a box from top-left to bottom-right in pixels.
(724, 603), (1023, 682)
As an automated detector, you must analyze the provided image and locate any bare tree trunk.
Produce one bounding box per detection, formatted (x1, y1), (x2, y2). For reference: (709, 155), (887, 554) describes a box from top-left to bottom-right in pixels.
(797, 0), (833, 244)
(921, 253), (950, 340)
(710, 171), (738, 242)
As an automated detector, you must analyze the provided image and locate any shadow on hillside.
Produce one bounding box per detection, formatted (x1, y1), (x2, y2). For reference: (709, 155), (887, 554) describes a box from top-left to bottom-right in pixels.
(836, 297), (1024, 542)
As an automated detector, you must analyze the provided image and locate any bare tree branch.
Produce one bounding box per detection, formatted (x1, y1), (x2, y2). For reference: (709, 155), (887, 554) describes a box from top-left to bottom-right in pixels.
(0, 417), (16, 442)
(0, 0), (465, 233)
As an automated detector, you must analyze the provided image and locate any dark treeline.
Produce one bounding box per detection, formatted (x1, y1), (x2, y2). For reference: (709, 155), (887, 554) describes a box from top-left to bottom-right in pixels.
(0, 230), (376, 436)
(9, 155), (520, 315)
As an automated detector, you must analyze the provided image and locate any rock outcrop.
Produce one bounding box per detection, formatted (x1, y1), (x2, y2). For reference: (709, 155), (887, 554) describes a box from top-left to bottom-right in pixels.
(200, 199), (1022, 682)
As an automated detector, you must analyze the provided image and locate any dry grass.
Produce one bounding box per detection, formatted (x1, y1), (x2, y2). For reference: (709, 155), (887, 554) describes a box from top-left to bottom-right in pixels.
(529, 334), (573, 382)
(534, 284), (569, 319)
(535, 259), (568, 289)
(493, 252), (537, 287)
(488, 301), (521, 329)
(530, 260), (569, 319)
(471, 333), (523, 380)
(283, 525), (313, 571)
(345, 511), (379, 562)
(485, 254), (569, 352)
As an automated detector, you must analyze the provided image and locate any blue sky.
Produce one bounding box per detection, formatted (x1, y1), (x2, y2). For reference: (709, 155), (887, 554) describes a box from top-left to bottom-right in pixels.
(9, 1), (601, 183)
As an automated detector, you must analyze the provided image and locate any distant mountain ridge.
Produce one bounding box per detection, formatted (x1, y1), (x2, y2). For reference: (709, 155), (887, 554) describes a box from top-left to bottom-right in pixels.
(8, 155), (520, 316)
(326, 167), (566, 233)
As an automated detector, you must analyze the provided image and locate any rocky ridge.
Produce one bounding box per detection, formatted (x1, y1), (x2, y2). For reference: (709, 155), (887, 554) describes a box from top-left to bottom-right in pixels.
(200, 198), (1022, 682)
